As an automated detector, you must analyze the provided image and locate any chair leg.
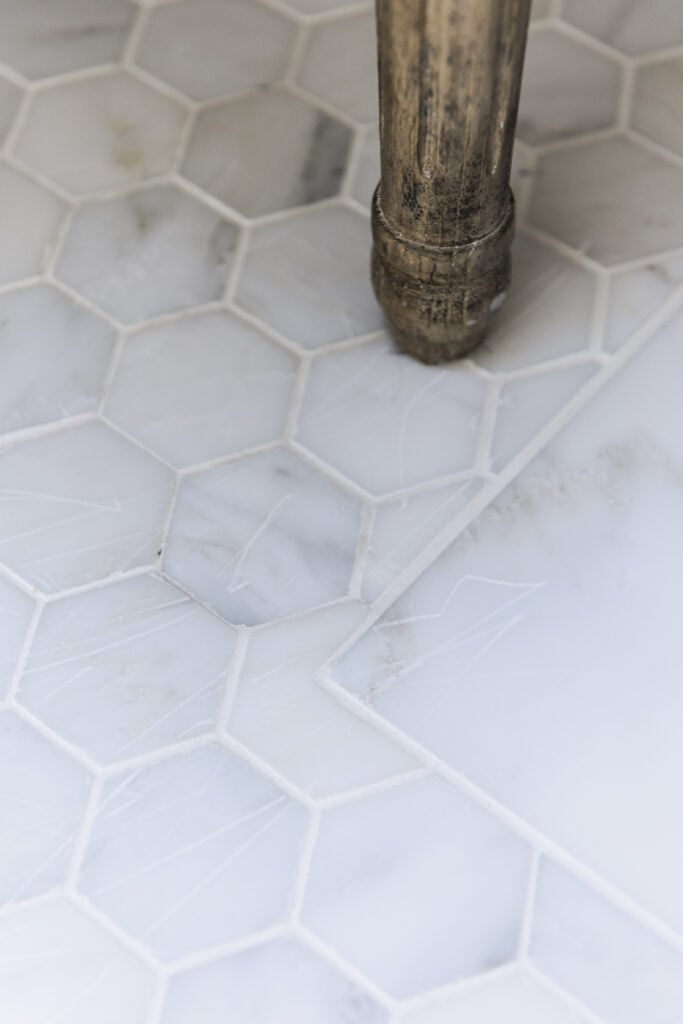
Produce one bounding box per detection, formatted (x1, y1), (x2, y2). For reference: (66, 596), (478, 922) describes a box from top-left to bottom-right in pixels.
(372, 0), (532, 363)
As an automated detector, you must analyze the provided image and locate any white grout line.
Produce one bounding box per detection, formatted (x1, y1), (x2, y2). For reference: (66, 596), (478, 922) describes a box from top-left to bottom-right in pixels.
(293, 924), (397, 1011)
(525, 963), (608, 1024)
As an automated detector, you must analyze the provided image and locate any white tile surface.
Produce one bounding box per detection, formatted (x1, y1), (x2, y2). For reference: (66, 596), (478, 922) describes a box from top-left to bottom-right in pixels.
(162, 938), (389, 1024)
(0, 897), (154, 1024)
(79, 744), (309, 958)
(0, 166), (65, 285)
(19, 574), (236, 764)
(302, 776), (530, 997)
(0, 0), (134, 79)
(105, 309), (297, 468)
(297, 337), (485, 494)
(400, 971), (591, 1024)
(0, 1), (682, 1018)
(227, 602), (418, 797)
(15, 71), (186, 195)
(0, 421), (173, 593)
(135, 0), (295, 101)
(0, 576), (34, 696)
(632, 56), (683, 159)
(56, 185), (239, 323)
(335, 307), (683, 939)
(562, 0), (683, 54)
(0, 283), (114, 434)
(530, 861), (683, 1023)
(0, 711), (90, 902)
(236, 205), (383, 348)
(164, 447), (362, 625)
(518, 28), (621, 144)
(181, 89), (351, 217)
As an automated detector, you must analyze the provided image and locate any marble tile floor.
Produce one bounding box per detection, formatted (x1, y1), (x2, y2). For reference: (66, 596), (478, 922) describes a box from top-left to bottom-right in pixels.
(0, 0), (682, 1021)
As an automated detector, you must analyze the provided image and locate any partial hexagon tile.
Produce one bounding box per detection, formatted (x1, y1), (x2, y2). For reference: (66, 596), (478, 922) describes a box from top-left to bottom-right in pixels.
(530, 0), (552, 16)
(0, 897), (154, 1024)
(467, 234), (597, 373)
(0, 75), (21, 144)
(490, 363), (598, 470)
(0, 576), (34, 697)
(235, 205), (382, 348)
(105, 310), (297, 469)
(79, 744), (308, 959)
(162, 938), (389, 1024)
(302, 776), (530, 998)
(603, 255), (683, 351)
(181, 89), (351, 218)
(562, 0), (683, 55)
(14, 71), (187, 195)
(296, 336), (485, 494)
(362, 479), (484, 602)
(0, 165), (65, 285)
(632, 57), (683, 159)
(297, 11), (378, 124)
(0, 421), (173, 593)
(227, 603), (419, 798)
(400, 971), (592, 1024)
(528, 137), (683, 264)
(335, 307), (683, 939)
(134, 0), (295, 101)
(164, 448), (361, 625)
(0, 711), (90, 902)
(18, 574), (235, 766)
(530, 861), (683, 1024)
(518, 28), (621, 144)
(0, 284), (115, 434)
(0, 0), (134, 79)
(56, 185), (239, 323)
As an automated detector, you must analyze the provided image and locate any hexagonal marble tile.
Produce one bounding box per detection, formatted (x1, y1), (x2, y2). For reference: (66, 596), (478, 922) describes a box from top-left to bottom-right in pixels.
(0, 710), (91, 903)
(181, 88), (351, 218)
(518, 27), (621, 144)
(226, 602), (418, 798)
(530, 861), (683, 1024)
(236, 204), (382, 348)
(0, 421), (173, 594)
(296, 336), (485, 495)
(297, 10), (378, 124)
(603, 254), (683, 351)
(399, 971), (594, 1024)
(361, 478), (484, 602)
(0, 0), (134, 79)
(632, 56), (683, 159)
(350, 127), (379, 208)
(134, 0), (295, 101)
(0, 283), (115, 434)
(18, 574), (236, 765)
(562, 0), (683, 55)
(105, 309), (297, 469)
(15, 71), (187, 195)
(0, 165), (65, 285)
(56, 184), (239, 323)
(489, 362), (598, 470)
(161, 938), (389, 1024)
(0, 74), (21, 144)
(0, 575), (34, 697)
(164, 447), (361, 625)
(79, 744), (309, 958)
(0, 896), (154, 1024)
(302, 775), (530, 998)
(528, 136), (683, 264)
(470, 233), (598, 372)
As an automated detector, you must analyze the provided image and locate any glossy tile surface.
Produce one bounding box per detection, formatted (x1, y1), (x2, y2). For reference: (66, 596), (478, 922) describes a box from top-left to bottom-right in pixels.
(1, 2), (682, 1021)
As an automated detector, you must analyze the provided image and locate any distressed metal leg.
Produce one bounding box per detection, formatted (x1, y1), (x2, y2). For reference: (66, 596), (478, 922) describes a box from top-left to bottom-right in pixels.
(372, 0), (532, 363)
